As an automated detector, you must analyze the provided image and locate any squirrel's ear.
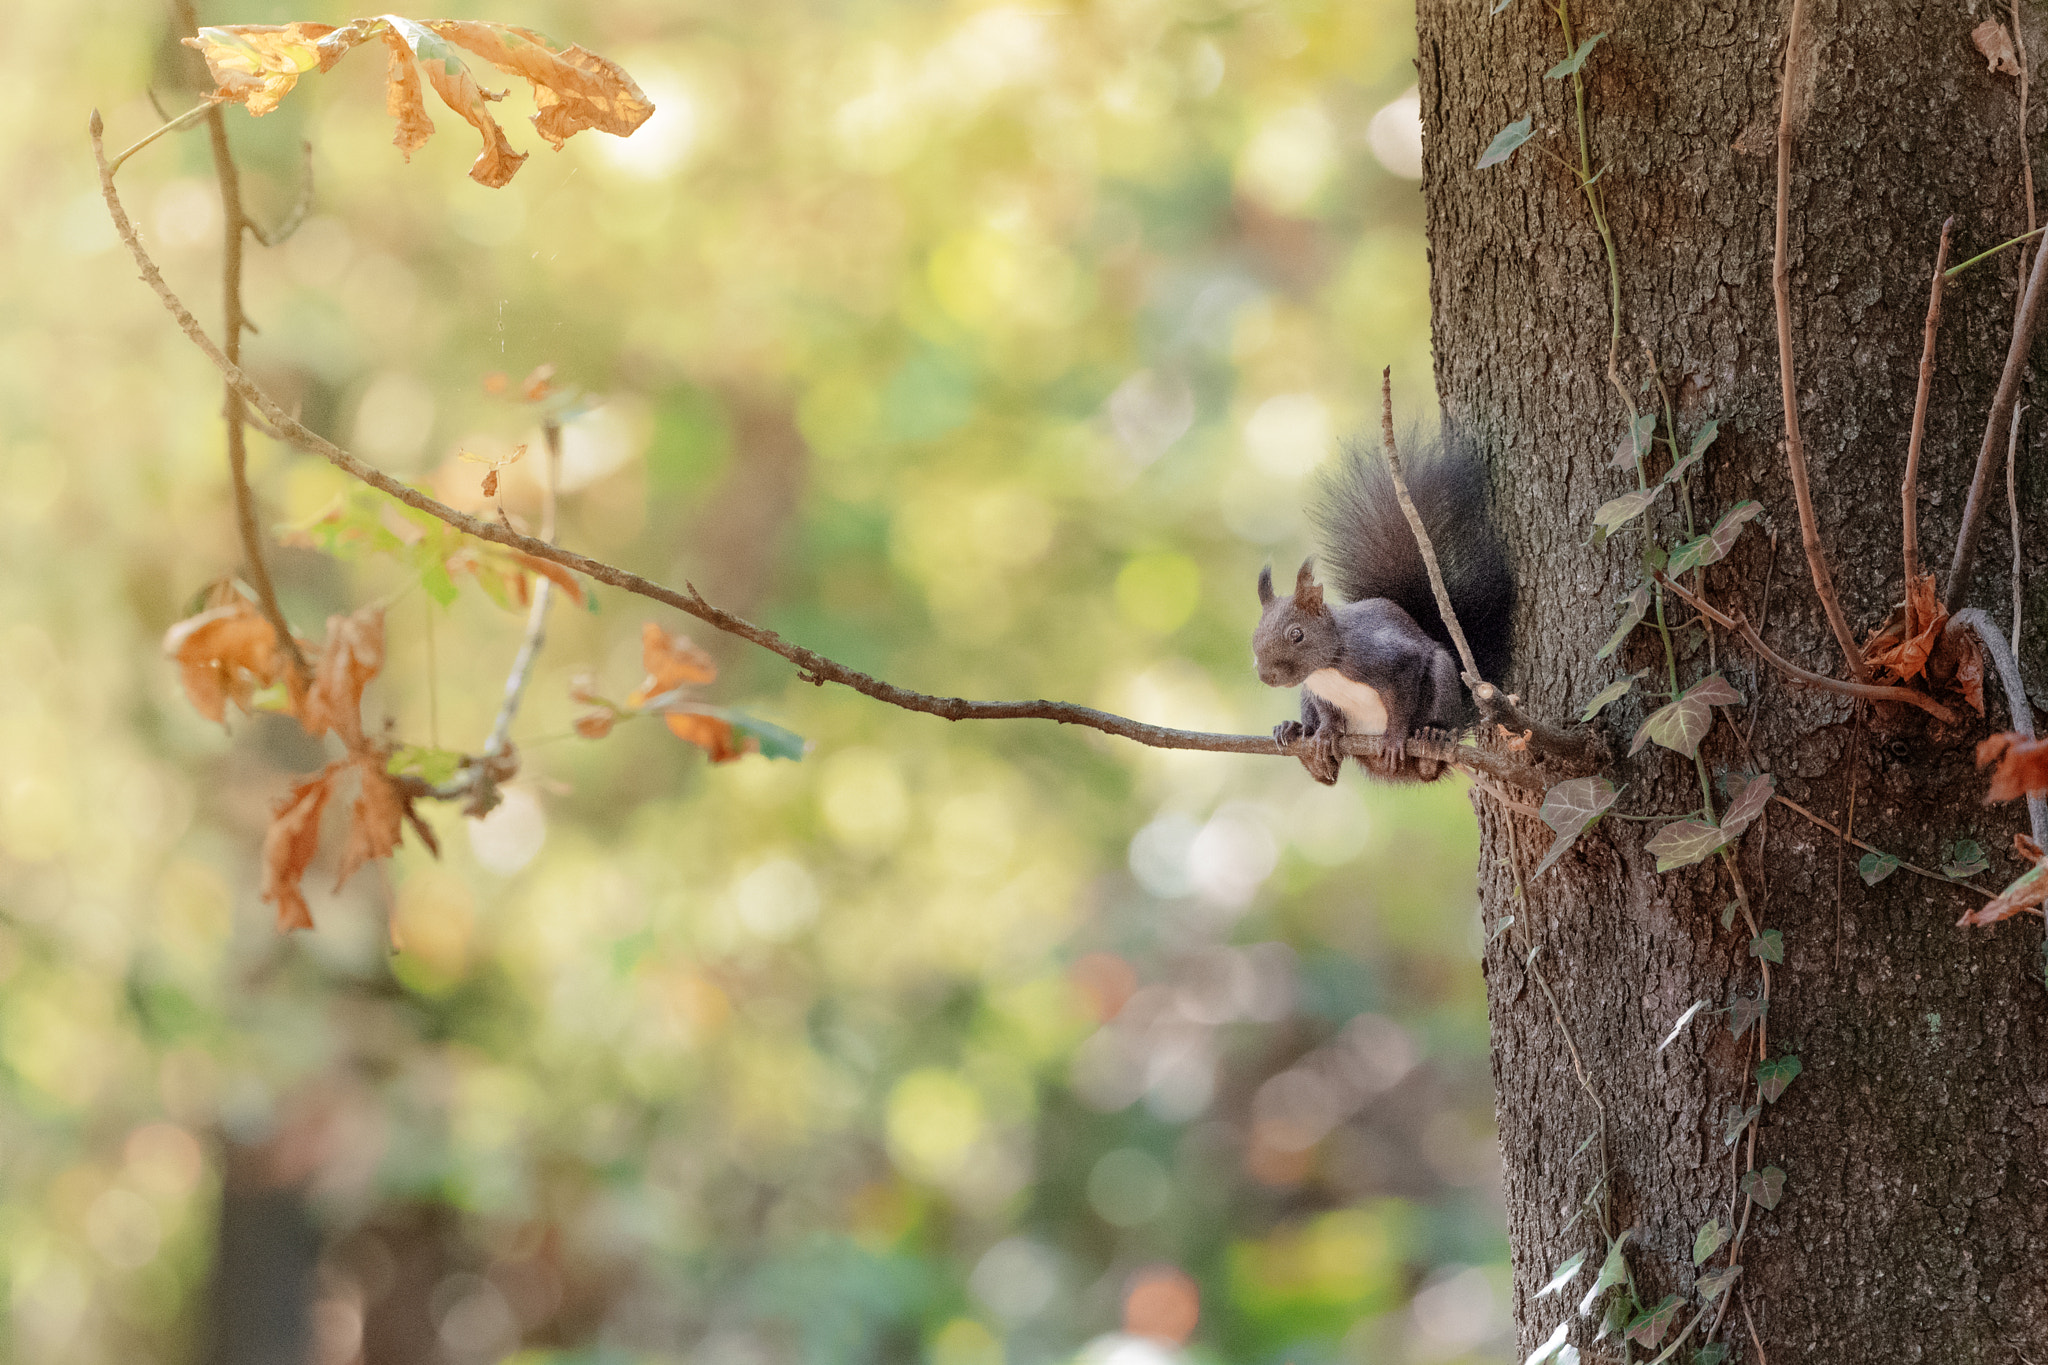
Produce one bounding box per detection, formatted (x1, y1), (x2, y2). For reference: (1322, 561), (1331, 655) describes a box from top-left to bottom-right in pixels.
(1257, 564), (1275, 606)
(1293, 558), (1325, 613)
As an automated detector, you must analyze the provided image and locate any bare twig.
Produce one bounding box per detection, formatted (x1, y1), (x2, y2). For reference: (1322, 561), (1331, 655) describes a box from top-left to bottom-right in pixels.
(1379, 370), (1480, 684)
(2015, 0), (2036, 287)
(1949, 607), (2048, 845)
(1657, 574), (1956, 721)
(1770, 794), (1995, 901)
(1902, 218), (1953, 591)
(1771, 0), (1867, 680)
(482, 420), (562, 761)
(2009, 407), (2027, 657)
(107, 99), (214, 175)
(247, 140), (316, 249)
(1946, 211), (2048, 615)
(91, 116), (1552, 789)
(1945, 225), (2048, 281)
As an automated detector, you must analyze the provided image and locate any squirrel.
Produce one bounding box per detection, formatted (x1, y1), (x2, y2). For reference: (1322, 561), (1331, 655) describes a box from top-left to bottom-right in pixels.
(1252, 428), (1515, 785)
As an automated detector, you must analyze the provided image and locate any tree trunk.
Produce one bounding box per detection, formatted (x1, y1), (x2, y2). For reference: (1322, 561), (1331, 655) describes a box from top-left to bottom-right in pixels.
(1419, 1), (2048, 1358)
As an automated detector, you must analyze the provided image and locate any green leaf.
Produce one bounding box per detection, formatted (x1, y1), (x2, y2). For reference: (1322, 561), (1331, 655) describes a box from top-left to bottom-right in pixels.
(1525, 1320), (1571, 1365)
(1537, 1250), (1589, 1298)
(1858, 851), (1901, 886)
(724, 710), (808, 761)
(1658, 1000), (1707, 1052)
(1546, 31), (1606, 79)
(1729, 994), (1767, 1039)
(1691, 1217), (1726, 1266)
(1626, 1293), (1683, 1349)
(1597, 587), (1651, 660)
(1695, 1266), (1741, 1302)
(1492, 0), (1514, 11)
(1665, 501), (1763, 576)
(1720, 899), (1742, 930)
(1723, 1103), (1760, 1146)
(1942, 839), (1990, 879)
(1645, 818), (1728, 872)
(1749, 929), (1783, 963)
(1592, 486), (1661, 538)
(1536, 777), (1621, 877)
(1741, 1164), (1786, 1209)
(1693, 1342), (1732, 1365)
(1596, 1294), (1633, 1340)
(418, 557), (460, 607)
(1579, 1230), (1631, 1317)
(1719, 772), (1775, 839)
(1489, 915), (1516, 943)
(1581, 674), (1640, 721)
(1477, 114), (1534, 169)
(1612, 412), (1658, 468)
(388, 744), (464, 786)
(1688, 419), (1720, 459)
(1756, 1054), (1802, 1103)
(1631, 676), (1742, 759)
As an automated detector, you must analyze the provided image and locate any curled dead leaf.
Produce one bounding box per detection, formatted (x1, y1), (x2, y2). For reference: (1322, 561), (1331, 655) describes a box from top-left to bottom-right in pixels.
(184, 22), (337, 116)
(335, 753), (407, 890)
(262, 762), (343, 932)
(1974, 18), (2021, 76)
(664, 709), (743, 762)
(164, 596), (285, 725)
(300, 607), (386, 746)
(1958, 835), (2048, 927)
(513, 551), (586, 606)
(629, 621), (717, 705)
(574, 709), (616, 739)
(1979, 732), (2048, 803)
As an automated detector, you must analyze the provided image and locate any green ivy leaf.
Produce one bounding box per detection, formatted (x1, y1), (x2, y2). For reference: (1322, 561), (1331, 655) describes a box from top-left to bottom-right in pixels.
(1536, 777), (1621, 877)
(1858, 851), (1901, 886)
(1597, 586), (1652, 660)
(1612, 412), (1658, 468)
(1525, 1320), (1571, 1365)
(1581, 674), (1640, 721)
(1592, 485), (1662, 538)
(1597, 1294), (1633, 1340)
(1942, 839), (1990, 879)
(1756, 1054), (1802, 1103)
(1625, 1293), (1683, 1349)
(1691, 1217), (1726, 1266)
(1580, 1230), (1631, 1318)
(1665, 501), (1763, 576)
(1693, 1342), (1732, 1365)
(1631, 675), (1742, 759)
(1729, 994), (1767, 1039)
(1546, 31), (1607, 79)
(1741, 1164), (1786, 1209)
(1645, 818), (1728, 872)
(1695, 1266), (1741, 1302)
(1719, 772), (1775, 839)
(1477, 114), (1534, 169)
(1749, 929), (1784, 963)
(1723, 1103), (1760, 1146)
(1538, 1251), (1589, 1298)
(1720, 899), (1742, 930)
(1658, 1000), (1708, 1053)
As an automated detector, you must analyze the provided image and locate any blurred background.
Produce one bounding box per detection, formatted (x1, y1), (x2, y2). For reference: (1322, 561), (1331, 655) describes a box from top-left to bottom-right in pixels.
(3, 0), (1508, 1362)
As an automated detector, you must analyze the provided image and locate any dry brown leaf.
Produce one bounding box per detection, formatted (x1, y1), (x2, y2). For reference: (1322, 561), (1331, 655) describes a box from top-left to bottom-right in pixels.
(300, 607), (386, 746)
(1865, 573), (1947, 685)
(1975, 18), (2022, 76)
(380, 26), (436, 160)
(629, 622), (717, 705)
(512, 551), (586, 606)
(1958, 834), (2048, 927)
(664, 710), (742, 762)
(1980, 732), (2048, 802)
(262, 762), (343, 932)
(426, 24), (654, 148)
(574, 709), (616, 739)
(163, 597), (284, 725)
(335, 754), (407, 890)
(482, 469), (500, 497)
(183, 23), (338, 115)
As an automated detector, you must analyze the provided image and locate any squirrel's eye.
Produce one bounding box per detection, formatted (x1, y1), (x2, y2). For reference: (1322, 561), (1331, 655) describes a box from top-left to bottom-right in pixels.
(1288, 626), (1304, 643)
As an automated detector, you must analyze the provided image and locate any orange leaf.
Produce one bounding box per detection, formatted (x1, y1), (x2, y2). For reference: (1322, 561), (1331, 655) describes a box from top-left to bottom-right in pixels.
(163, 597), (284, 725)
(574, 709), (616, 739)
(664, 710), (742, 762)
(513, 552), (587, 607)
(1958, 836), (2048, 927)
(335, 754), (407, 890)
(520, 363), (557, 401)
(1980, 732), (2048, 803)
(183, 23), (338, 116)
(424, 24), (655, 149)
(1866, 573), (1947, 684)
(262, 762), (343, 932)
(629, 621), (717, 705)
(300, 607), (386, 746)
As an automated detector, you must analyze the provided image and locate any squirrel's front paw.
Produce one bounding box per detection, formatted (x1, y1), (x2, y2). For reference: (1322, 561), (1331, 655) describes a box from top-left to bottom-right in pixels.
(1273, 720), (1306, 748)
(1303, 726), (1344, 785)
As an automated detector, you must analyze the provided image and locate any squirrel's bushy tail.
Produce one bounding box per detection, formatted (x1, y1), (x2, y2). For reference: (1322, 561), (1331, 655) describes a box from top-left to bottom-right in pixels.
(1312, 427), (1516, 685)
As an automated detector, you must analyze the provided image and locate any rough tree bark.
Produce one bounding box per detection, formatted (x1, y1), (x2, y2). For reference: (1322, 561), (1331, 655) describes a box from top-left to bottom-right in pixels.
(1419, 1), (2048, 1359)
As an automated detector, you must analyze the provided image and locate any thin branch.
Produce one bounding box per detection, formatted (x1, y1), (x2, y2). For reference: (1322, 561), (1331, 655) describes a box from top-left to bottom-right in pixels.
(482, 421), (562, 761)
(1379, 370), (1479, 684)
(2009, 407), (2026, 657)
(1657, 573), (1956, 721)
(1944, 224), (2048, 281)
(107, 98), (214, 175)
(1946, 207), (2048, 615)
(1949, 607), (2048, 845)
(247, 139), (316, 249)
(2014, 0), (2036, 289)
(1902, 218), (1953, 591)
(91, 116), (1552, 790)
(1770, 794), (1994, 901)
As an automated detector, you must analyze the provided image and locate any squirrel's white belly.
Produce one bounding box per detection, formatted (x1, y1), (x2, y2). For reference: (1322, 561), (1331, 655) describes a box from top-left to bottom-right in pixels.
(1303, 669), (1389, 735)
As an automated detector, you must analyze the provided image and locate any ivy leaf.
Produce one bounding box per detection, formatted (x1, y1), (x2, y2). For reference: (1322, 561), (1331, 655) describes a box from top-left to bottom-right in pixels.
(1692, 1216), (1727, 1266)
(1942, 839), (1990, 879)
(1693, 1342), (1733, 1365)
(1546, 31), (1607, 79)
(1612, 412), (1658, 468)
(1689, 418), (1720, 459)
(1596, 1295), (1633, 1340)
(1757, 1054), (1802, 1103)
(1632, 675), (1742, 759)
(1721, 899), (1742, 930)
(1729, 994), (1767, 1039)
(1581, 673), (1641, 721)
(1695, 1266), (1741, 1302)
(1741, 1164), (1786, 1209)
(1524, 1320), (1571, 1365)
(1625, 1294), (1683, 1349)
(1536, 777), (1621, 876)
(1646, 818), (1728, 872)
(1492, 0), (1515, 13)
(1478, 114), (1535, 169)
(1658, 1000), (1708, 1052)
(1723, 1103), (1760, 1145)
(1537, 1251), (1589, 1298)
(1579, 1231), (1631, 1318)
(1858, 851), (1901, 886)
(1662, 420), (1723, 489)
(1597, 586), (1652, 660)
(1719, 772), (1775, 839)
(1665, 501), (1763, 576)
(1749, 929), (1784, 964)
(1592, 486), (1662, 539)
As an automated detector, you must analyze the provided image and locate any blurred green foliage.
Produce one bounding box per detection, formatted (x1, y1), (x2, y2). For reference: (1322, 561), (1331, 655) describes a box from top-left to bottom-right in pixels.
(2, 0), (1506, 1361)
